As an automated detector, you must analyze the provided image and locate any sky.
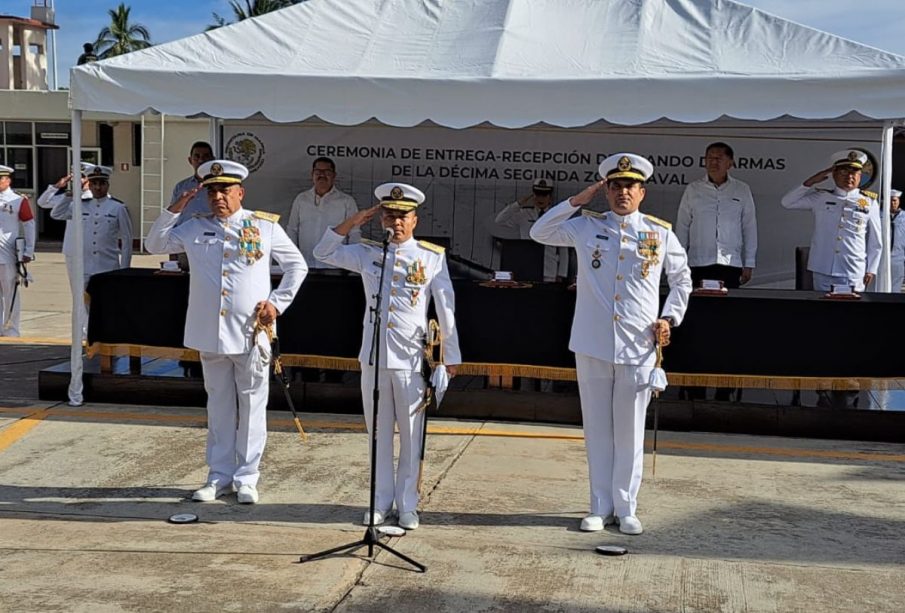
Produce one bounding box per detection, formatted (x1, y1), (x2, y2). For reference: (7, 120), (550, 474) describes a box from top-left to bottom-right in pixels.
(7, 0), (905, 88)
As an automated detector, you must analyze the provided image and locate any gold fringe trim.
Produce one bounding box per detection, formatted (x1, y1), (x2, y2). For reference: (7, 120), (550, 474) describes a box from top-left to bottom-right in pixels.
(83, 344), (905, 390)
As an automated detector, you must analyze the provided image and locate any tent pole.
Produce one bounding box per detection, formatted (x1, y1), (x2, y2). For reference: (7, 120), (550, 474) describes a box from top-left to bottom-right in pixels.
(209, 118), (222, 156)
(68, 109), (85, 405)
(879, 122), (894, 293)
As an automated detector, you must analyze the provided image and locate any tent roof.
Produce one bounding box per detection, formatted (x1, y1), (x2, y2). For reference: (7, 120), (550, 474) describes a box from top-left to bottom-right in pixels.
(70, 0), (905, 128)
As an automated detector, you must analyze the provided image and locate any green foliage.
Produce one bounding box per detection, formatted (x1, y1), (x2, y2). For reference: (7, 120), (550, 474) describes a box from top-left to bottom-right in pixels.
(208, 0), (302, 30)
(94, 3), (152, 59)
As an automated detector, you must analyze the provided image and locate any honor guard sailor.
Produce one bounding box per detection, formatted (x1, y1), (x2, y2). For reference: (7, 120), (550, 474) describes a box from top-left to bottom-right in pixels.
(46, 164), (132, 350)
(781, 149), (881, 292)
(530, 153), (692, 535)
(0, 165), (36, 336)
(313, 182), (461, 531)
(146, 160), (308, 504)
(494, 178), (570, 281)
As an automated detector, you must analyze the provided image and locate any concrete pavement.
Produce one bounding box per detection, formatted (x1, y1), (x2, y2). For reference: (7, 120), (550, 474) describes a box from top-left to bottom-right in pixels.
(0, 401), (903, 612)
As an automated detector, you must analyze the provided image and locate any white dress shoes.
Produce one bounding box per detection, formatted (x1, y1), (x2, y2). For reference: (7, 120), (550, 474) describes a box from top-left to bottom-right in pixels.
(362, 509), (388, 526)
(192, 482), (233, 502)
(237, 484), (259, 504)
(617, 515), (643, 535)
(398, 511), (420, 530)
(579, 513), (615, 532)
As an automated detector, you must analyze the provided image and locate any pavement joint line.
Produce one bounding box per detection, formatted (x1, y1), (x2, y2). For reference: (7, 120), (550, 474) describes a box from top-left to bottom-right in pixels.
(1, 406), (903, 463)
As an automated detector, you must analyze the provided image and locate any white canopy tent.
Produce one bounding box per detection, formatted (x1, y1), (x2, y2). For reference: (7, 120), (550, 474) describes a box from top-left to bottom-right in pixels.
(65, 0), (905, 404)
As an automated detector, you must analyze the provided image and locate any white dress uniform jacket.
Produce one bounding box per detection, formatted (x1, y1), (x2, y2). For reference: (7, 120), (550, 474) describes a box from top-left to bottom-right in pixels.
(781, 185), (882, 283)
(313, 229), (461, 368)
(287, 187), (360, 269)
(0, 187), (36, 336)
(50, 194), (133, 281)
(145, 208), (308, 354)
(495, 202), (570, 281)
(891, 212), (905, 292)
(170, 175), (209, 226)
(530, 201), (691, 367)
(675, 175), (758, 268)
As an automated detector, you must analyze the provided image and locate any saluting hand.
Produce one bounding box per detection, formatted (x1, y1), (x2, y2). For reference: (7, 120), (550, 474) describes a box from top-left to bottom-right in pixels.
(167, 184), (203, 214)
(569, 180), (607, 208)
(54, 174), (72, 189)
(334, 204), (381, 237)
(803, 167), (834, 187)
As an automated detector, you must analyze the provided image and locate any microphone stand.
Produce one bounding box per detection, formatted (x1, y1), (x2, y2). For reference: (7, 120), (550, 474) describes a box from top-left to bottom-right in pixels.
(300, 228), (426, 572)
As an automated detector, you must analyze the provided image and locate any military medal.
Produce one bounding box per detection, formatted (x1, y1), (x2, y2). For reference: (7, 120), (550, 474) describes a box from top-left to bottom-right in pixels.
(406, 259), (426, 285)
(239, 219), (264, 264)
(637, 231), (661, 279)
(856, 198), (869, 211)
(411, 288), (420, 307)
(591, 246), (602, 269)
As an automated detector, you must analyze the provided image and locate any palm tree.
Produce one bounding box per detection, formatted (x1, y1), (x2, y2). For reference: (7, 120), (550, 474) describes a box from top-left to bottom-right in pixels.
(209, 0), (300, 30)
(94, 3), (152, 59)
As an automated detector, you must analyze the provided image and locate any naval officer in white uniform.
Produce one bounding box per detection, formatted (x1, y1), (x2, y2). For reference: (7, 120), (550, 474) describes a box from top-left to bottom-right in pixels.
(781, 149), (881, 292)
(313, 182), (461, 531)
(0, 165), (36, 337)
(49, 165), (133, 288)
(146, 160), (307, 504)
(530, 154), (691, 535)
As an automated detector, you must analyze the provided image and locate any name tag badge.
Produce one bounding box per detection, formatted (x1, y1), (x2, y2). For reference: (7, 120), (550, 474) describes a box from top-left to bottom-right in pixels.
(595, 234), (609, 240)
(203, 231), (216, 236)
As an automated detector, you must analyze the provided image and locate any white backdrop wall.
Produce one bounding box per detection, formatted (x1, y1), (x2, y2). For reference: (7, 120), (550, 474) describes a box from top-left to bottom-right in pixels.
(223, 120), (883, 287)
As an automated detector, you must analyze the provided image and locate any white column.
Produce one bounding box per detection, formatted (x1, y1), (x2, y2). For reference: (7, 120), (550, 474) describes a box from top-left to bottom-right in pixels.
(879, 122), (894, 293)
(68, 108), (84, 405)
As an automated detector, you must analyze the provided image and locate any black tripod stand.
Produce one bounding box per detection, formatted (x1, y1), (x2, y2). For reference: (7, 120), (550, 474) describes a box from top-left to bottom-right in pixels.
(299, 229), (426, 572)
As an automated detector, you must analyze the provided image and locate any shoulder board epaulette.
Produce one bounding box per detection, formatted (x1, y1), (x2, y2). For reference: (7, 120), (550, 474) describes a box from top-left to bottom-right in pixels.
(192, 212), (214, 219)
(860, 189), (878, 200)
(253, 210), (280, 223)
(109, 197), (123, 204)
(360, 238), (381, 247)
(582, 209), (604, 218)
(644, 214), (672, 230)
(814, 188), (832, 193)
(418, 240), (445, 254)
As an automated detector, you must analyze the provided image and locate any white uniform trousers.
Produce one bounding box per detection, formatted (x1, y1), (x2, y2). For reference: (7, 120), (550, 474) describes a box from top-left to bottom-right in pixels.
(891, 260), (904, 293)
(575, 354), (652, 518)
(812, 271), (865, 293)
(360, 364), (425, 514)
(199, 351), (270, 488)
(0, 263), (21, 337)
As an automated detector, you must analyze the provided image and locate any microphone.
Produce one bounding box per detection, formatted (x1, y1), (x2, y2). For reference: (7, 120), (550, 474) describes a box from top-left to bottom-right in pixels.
(383, 227), (394, 245)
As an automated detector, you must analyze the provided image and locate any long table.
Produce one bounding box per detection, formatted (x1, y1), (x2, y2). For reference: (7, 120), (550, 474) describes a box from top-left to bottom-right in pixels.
(86, 269), (905, 388)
